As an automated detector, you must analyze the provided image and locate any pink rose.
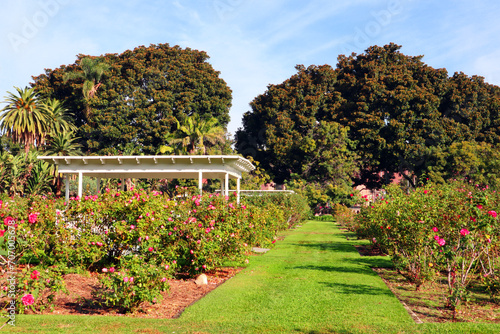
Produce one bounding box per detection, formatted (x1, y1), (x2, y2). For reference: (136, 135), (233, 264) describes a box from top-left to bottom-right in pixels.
(460, 228), (470, 236)
(124, 277), (129, 282)
(0, 230), (5, 237)
(102, 268), (108, 273)
(3, 216), (14, 226)
(432, 227), (438, 232)
(148, 247), (154, 252)
(488, 210), (497, 218)
(28, 213), (38, 224)
(22, 294), (35, 306)
(437, 238), (446, 246)
(30, 270), (40, 280)
(109, 267), (115, 273)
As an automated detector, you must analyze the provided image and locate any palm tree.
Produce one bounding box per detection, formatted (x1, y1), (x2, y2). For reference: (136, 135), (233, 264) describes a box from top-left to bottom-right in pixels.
(44, 131), (82, 196)
(0, 87), (48, 153)
(166, 115), (225, 154)
(25, 161), (54, 196)
(45, 131), (82, 156)
(63, 56), (110, 119)
(40, 98), (77, 137)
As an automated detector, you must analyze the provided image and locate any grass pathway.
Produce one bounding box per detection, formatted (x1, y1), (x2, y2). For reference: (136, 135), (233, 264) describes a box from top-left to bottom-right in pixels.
(14, 220), (500, 333)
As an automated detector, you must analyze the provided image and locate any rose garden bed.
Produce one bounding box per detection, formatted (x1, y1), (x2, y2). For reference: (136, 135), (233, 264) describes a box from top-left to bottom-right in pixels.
(356, 243), (500, 324)
(0, 267), (241, 319)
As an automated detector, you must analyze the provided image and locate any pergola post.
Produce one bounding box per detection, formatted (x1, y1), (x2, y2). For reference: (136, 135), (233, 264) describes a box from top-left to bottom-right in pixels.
(120, 178), (125, 191)
(236, 177), (240, 204)
(224, 173), (229, 197)
(198, 171), (203, 195)
(65, 174), (70, 201)
(78, 172), (83, 199)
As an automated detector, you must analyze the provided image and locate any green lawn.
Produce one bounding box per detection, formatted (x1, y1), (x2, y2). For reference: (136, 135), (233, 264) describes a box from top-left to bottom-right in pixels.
(11, 220), (500, 333)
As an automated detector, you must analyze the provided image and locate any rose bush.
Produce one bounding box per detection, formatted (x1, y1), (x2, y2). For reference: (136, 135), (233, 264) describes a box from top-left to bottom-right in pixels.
(355, 180), (500, 312)
(1, 190), (309, 313)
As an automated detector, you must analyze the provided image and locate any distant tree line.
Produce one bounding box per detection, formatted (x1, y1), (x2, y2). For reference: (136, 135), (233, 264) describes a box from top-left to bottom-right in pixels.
(2, 42), (500, 205)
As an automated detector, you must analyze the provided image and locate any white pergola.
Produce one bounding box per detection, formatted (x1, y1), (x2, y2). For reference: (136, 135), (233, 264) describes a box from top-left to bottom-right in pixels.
(38, 155), (255, 202)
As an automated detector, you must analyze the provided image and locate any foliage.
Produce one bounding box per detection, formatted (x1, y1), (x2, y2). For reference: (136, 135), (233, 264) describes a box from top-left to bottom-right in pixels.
(427, 141), (500, 188)
(355, 180), (500, 313)
(63, 56), (110, 120)
(161, 114), (226, 154)
(239, 157), (272, 190)
(0, 87), (48, 153)
(32, 44), (232, 155)
(236, 43), (500, 192)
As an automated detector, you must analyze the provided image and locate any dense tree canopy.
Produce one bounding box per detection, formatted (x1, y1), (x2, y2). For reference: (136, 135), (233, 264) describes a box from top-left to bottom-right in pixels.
(236, 43), (500, 190)
(32, 44), (232, 155)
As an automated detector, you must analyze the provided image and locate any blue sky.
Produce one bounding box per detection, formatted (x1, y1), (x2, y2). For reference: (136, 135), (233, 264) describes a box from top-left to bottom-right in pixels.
(1, 0), (499, 135)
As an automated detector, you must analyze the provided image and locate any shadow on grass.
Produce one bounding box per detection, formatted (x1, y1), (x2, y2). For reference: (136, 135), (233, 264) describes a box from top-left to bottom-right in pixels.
(292, 241), (359, 254)
(342, 257), (394, 269)
(293, 264), (377, 276)
(319, 281), (394, 296)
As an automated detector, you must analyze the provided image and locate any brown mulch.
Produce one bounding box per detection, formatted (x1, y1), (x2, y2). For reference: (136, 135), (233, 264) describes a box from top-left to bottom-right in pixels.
(3, 267), (241, 318)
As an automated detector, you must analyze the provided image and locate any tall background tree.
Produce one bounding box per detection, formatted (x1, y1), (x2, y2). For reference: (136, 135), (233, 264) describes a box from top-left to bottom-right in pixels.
(236, 43), (500, 203)
(32, 43), (232, 155)
(63, 56), (110, 120)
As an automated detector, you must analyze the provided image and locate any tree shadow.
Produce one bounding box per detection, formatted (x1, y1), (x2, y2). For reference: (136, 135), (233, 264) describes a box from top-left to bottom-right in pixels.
(293, 264), (377, 276)
(342, 257), (394, 269)
(318, 281), (394, 296)
(292, 241), (359, 254)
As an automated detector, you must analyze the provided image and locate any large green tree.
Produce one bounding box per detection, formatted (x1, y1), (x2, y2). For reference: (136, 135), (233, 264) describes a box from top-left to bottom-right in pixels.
(32, 44), (232, 155)
(237, 44), (500, 190)
(235, 64), (358, 204)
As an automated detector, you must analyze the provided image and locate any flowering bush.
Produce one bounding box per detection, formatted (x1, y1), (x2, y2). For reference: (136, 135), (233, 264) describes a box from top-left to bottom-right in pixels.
(0, 265), (67, 314)
(355, 180), (500, 312)
(1, 190), (309, 313)
(94, 255), (170, 312)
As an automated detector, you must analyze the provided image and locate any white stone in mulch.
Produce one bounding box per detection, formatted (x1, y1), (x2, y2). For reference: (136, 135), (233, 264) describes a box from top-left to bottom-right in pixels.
(252, 247), (271, 253)
(195, 273), (208, 286)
